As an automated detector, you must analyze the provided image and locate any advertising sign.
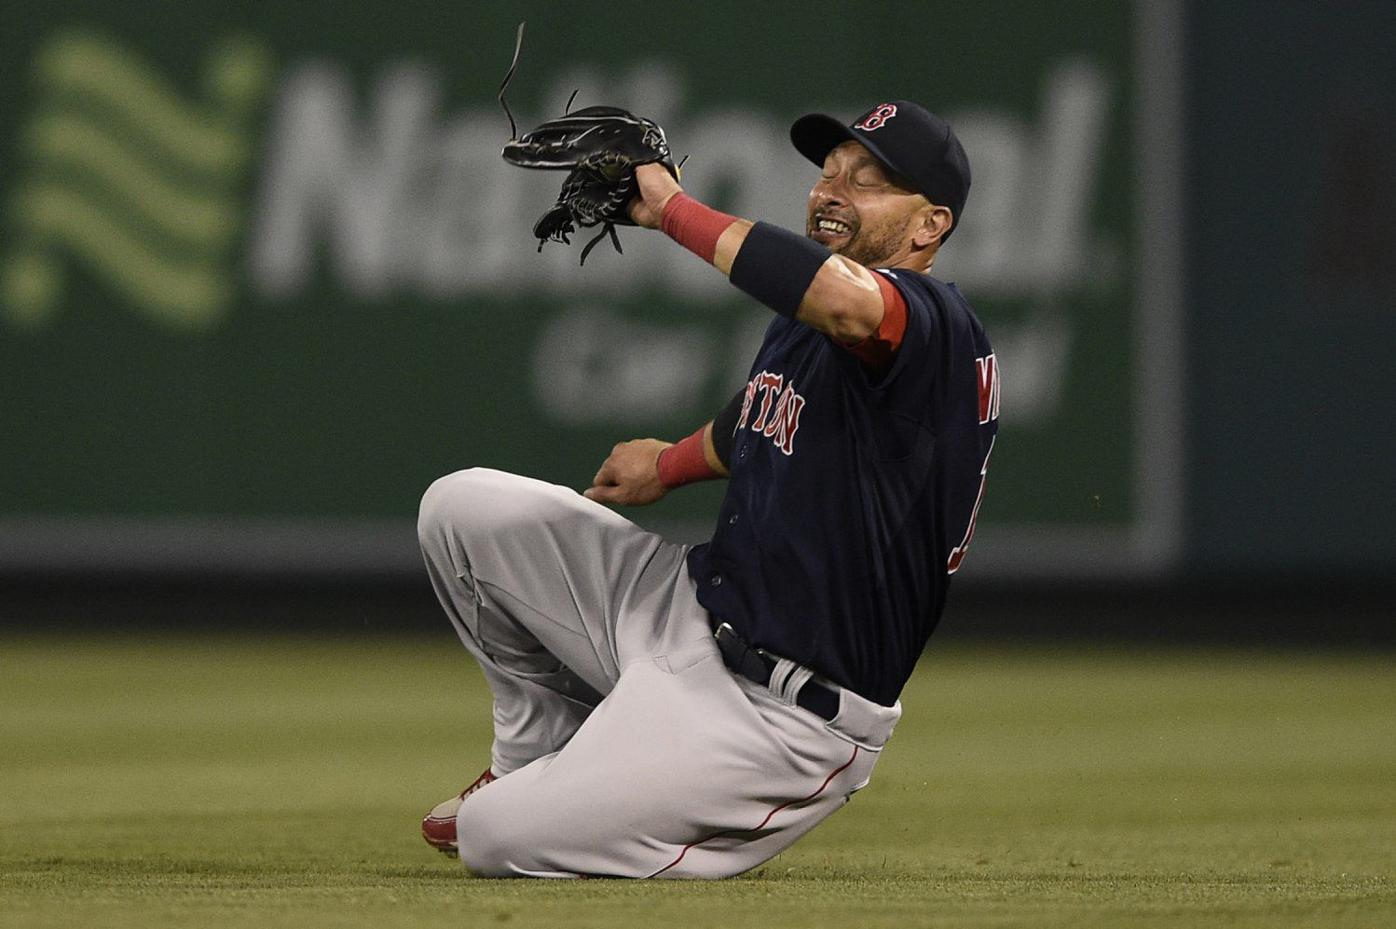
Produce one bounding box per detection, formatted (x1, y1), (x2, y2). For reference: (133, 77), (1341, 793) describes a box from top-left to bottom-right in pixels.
(0, 1), (1182, 577)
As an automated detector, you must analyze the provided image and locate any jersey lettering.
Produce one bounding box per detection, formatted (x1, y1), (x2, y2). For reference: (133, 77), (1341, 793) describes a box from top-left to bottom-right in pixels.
(976, 353), (1001, 425)
(748, 371), (785, 433)
(762, 385), (807, 456)
(946, 435), (994, 575)
(736, 379), (758, 431)
(741, 369), (808, 456)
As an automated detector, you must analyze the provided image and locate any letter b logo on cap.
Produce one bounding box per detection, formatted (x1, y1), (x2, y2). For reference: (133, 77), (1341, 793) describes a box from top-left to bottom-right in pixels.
(855, 103), (898, 131)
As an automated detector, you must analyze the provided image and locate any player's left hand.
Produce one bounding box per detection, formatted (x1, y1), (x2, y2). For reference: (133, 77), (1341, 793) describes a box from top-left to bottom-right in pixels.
(627, 163), (684, 229)
(584, 438), (671, 506)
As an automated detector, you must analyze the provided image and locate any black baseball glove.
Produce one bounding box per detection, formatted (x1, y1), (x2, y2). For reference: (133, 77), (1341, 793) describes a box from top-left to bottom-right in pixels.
(501, 105), (678, 264)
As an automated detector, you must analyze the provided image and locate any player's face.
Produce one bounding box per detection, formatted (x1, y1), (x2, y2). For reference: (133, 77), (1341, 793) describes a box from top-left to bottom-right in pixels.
(807, 141), (927, 267)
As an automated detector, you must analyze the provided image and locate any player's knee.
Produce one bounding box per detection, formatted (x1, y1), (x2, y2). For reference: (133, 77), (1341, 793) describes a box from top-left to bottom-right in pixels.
(454, 800), (529, 877)
(419, 468), (558, 549)
(417, 468), (495, 544)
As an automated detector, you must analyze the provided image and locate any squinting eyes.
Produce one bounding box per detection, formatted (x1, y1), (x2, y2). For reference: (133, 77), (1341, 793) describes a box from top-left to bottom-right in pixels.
(820, 173), (885, 186)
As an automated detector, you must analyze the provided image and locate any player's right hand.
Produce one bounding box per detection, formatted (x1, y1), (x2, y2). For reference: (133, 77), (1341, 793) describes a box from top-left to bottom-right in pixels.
(584, 439), (671, 507)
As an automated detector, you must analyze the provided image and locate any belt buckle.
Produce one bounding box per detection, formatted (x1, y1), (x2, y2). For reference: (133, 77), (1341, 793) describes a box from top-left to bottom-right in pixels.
(715, 622), (766, 682)
(716, 622), (766, 659)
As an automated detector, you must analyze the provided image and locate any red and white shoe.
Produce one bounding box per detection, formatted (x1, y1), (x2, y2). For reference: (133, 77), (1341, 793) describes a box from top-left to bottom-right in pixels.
(422, 767), (497, 855)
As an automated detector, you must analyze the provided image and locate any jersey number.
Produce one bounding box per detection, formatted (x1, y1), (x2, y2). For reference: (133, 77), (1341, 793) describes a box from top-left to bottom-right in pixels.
(946, 435), (994, 575)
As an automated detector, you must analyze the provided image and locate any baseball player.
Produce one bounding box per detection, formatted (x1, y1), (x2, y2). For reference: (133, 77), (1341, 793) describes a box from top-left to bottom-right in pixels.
(417, 100), (998, 878)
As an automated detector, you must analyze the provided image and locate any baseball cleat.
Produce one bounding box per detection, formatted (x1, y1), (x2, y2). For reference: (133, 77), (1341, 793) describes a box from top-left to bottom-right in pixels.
(422, 767), (497, 856)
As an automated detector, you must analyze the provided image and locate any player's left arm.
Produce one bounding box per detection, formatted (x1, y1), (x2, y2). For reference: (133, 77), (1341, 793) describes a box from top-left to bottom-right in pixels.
(629, 164), (892, 346)
(584, 389), (741, 506)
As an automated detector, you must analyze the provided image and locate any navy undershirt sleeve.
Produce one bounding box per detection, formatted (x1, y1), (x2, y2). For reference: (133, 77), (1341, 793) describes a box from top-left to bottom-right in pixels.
(728, 222), (830, 317)
(710, 387), (745, 469)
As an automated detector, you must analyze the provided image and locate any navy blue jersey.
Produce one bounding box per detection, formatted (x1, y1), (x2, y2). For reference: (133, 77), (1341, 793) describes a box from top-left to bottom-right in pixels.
(687, 269), (999, 705)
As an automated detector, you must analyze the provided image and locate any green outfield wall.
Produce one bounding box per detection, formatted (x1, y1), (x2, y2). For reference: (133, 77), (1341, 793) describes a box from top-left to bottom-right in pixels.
(0, 0), (1181, 577)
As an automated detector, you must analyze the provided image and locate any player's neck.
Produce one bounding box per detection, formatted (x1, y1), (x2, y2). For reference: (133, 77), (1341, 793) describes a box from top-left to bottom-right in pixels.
(884, 252), (936, 275)
(874, 238), (937, 274)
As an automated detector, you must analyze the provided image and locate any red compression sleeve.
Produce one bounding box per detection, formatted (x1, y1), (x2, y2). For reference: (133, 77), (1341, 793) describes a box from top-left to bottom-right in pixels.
(656, 425), (720, 488)
(844, 271), (909, 372)
(661, 193), (739, 264)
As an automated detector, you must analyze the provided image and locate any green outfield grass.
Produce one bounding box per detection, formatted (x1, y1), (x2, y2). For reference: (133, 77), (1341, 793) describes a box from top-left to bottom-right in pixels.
(1, 634), (1392, 928)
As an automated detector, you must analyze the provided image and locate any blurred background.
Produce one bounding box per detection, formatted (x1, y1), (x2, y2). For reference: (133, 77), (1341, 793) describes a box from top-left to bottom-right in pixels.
(1, 0), (1392, 644)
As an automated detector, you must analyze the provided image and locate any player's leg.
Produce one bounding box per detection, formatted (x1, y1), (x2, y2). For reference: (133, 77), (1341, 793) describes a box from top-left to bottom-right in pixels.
(451, 589), (899, 879)
(417, 467), (699, 770)
(420, 529), (602, 774)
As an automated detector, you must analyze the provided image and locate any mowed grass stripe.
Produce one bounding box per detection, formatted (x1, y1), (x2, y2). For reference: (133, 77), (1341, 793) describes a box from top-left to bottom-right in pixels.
(0, 636), (1391, 929)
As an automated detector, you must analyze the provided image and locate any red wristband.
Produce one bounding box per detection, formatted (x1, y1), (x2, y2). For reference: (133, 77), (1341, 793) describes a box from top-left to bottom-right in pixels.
(660, 193), (738, 265)
(656, 426), (720, 488)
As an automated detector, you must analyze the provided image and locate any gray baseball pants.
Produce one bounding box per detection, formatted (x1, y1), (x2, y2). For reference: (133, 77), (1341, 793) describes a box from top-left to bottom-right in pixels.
(417, 468), (900, 879)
